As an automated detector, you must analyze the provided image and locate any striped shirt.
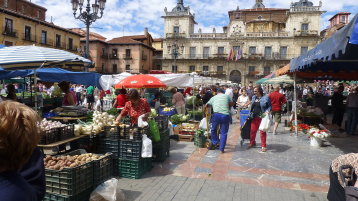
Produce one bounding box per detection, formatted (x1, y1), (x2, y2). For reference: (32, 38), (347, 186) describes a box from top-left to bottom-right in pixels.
(207, 93), (231, 115)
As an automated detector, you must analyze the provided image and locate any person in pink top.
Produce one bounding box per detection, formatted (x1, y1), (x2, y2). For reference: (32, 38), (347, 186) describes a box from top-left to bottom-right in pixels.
(59, 81), (77, 106)
(171, 88), (186, 115)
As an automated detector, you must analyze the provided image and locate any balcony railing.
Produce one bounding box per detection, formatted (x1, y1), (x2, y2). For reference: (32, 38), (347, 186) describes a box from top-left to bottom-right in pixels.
(39, 38), (54, 46)
(22, 33), (36, 42)
(110, 54), (119, 59)
(101, 53), (108, 59)
(295, 30), (319, 36)
(123, 54), (132, 60)
(190, 33), (227, 38)
(166, 33), (186, 39)
(55, 42), (66, 49)
(162, 53), (302, 60)
(290, 6), (321, 12)
(245, 32), (289, 38)
(67, 46), (78, 52)
(3, 28), (17, 37)
(142, 55), (147, 60)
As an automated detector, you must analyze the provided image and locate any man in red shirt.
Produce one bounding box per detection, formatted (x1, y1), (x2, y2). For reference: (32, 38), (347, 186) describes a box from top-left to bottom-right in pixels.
(268, 85), (287, 135)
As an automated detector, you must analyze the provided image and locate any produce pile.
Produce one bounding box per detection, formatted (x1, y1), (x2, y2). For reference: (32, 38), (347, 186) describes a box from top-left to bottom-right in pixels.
(74, 111), (117, 136)
(162, 107), (174, 112)
(44, 153), (110, 170)
(170, 114), (190, 125)
(38, 119), (65, 131)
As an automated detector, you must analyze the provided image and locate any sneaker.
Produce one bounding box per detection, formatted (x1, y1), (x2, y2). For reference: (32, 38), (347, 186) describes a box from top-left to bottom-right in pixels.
(261, 147), (267, 152)
(273, 131), (277, 135)
(247, 144), (255, 149)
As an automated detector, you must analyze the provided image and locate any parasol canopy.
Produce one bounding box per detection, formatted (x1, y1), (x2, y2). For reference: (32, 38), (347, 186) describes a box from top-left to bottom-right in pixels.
(263, 75), (295, 84)
(115, 74), (167, 89)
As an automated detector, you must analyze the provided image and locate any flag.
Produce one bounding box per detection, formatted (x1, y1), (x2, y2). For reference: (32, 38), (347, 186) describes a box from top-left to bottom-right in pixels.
(231, 48), (235, 61)
(227, 49), (232, 61)
(235, 48), (242, 61)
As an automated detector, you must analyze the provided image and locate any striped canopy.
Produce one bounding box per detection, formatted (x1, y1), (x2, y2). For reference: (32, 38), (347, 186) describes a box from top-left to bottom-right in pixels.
(0, 45), (92, 70)
(263, 75), (295, 84)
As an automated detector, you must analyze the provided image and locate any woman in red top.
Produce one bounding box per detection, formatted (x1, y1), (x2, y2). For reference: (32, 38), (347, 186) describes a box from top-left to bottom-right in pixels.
(59, 81), (77, 106)
(115, 89), (150, 125)
(113, 89), (127, 111)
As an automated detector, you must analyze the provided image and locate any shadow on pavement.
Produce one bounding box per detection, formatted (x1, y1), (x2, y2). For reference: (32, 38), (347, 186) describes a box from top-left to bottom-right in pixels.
(326, 136), (358, 154)
(268, 144), (291, 153)
(121, 189), (142, 201)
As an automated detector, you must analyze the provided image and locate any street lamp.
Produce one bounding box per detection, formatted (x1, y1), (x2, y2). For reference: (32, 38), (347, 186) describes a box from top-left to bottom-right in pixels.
(167, 42), (184, 73)
(71, 0), (106, 72)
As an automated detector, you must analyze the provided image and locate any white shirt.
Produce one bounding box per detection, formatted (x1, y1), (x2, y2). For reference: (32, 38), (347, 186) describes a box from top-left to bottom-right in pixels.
(303, 88), (308, 96)
(75, 86), (83, 93)
(237, 95), (249, 106)
(225, 88), (233, 101)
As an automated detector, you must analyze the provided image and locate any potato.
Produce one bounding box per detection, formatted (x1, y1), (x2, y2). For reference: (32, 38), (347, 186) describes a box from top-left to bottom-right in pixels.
(54, 164), (60, 170)
(50, 161), (56, 166)
(69, 163), (76, 168)
(66, 161), (72, 166)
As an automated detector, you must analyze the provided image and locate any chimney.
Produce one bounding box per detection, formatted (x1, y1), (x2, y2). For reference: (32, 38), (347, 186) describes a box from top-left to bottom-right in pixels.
(144, 27), (148, 36)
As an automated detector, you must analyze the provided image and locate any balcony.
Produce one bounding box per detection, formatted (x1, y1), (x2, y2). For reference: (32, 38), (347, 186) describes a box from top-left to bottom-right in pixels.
(123, 54), (132, 60)
(110, 54), (119, 59)
(245, 32), (289, 38)
(101, 53), (108, 59)
(39, 38), (53, 46)
(290, 6), (321, 12)
(166, 33), (186, 39)
(3, 29), (17, 37)
(22, 34), (36, 42)
(190, 33), (227, 39)
(295, 30), (319, 36)
(142, 55), (147, 60)
(67, 46), (78, 52)
(55, 42), (66, 49)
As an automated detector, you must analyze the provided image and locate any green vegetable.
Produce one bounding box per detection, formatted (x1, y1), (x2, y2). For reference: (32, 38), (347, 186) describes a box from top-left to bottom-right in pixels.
(106, 108), (118, 116)
(170, 114), (190, 125)
(150, 109), (158, 118)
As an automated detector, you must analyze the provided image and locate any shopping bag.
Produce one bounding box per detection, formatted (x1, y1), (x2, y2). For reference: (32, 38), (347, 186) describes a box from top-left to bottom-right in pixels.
(148, 119), (160, 142)
(137, 114), (148, 128)
(141, 134), (152, 158)
(259, 114), (272, 131)
(89, 178), (125, 201)
(199, 117), (208, 129)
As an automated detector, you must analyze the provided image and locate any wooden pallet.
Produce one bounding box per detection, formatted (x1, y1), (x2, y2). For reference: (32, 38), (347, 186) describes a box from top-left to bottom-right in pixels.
(178, 134), (194, 142)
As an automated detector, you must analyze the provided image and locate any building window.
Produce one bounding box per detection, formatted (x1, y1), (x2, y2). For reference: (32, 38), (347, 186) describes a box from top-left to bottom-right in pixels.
(112, 49), (118, 58)
(264, 46), (272, 59)
(102, 63), (105, 73)
(203, 66), (209, 72)
(203, 47), (209, 59)
(190, 47), (196, 59)
(263, 67), (271, 75)
(173, 26), (179, 34)
(101, 48), (105, 56)
(279, 46), (287, 59)
(217, 66), (223, 72)
(4, 18), (13, 33)
(301, 47), (308, 55)
(37, 10), (40, 18)
(301, 23), (309, 31)
(4, 0), (8, 8)
(41, 31), (47, 44)
(248, 66), (255, 74)
(24, 26), (31, 41)
(172, 65), (178, 73)
(126, 65), (131, 72)
(55, 34), (61, 48)
(68, 38), (73, 50)
(340, 15), (346, 24)
(125, 49), (131, 58)
(189, 65), (195, 72)
(217, 47), (224, 54)
(112, 64), (117, 73)
(249, 46), (256, 55)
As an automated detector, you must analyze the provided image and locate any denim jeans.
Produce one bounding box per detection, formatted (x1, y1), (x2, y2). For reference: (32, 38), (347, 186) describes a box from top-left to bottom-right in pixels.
(346, 107), (358, 135)
(210, 113), (230, 151)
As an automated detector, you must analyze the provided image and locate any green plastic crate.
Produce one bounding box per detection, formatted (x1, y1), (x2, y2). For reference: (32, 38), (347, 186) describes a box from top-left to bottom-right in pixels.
(93, 153), (113, 186)
(194, 134), (206, 148)
(118, 158), (152, 179)
(43, 187), (92, 201)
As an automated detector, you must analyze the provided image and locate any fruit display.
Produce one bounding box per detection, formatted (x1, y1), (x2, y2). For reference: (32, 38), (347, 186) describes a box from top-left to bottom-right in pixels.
(39, 119), (65, 131)
(44, 153), (110, 170)
(162, 107), (174, 112)
(181, 123), (198, 131)
(74, 112), (118, 136)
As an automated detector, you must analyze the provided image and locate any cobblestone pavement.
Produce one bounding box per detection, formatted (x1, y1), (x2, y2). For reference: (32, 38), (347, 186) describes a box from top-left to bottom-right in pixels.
(118, 117), (358, 201)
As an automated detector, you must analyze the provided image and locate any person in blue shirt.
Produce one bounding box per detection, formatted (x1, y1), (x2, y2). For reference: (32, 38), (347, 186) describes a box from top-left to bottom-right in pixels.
(0, 101), (43, 201)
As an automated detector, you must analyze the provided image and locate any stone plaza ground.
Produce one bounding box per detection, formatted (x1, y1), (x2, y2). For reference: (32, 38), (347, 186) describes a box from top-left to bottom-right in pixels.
(117, 118), (358, 201)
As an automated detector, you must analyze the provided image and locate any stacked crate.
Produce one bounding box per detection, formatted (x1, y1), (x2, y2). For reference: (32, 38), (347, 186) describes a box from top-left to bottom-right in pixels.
(153, 116), (170, 162)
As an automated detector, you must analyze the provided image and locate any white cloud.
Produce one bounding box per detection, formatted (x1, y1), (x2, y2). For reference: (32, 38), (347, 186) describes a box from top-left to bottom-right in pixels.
(34, 0), (357, 39)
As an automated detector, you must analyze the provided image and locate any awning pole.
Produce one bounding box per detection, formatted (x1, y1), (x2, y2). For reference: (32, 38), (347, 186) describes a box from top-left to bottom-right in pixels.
(294, 73), (298, 136)
(34, 69), (37, 110)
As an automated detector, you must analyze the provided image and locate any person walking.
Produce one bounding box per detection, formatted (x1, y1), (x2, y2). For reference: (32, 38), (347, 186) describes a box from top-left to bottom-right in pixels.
(75, 85), (83, 105)
(332, 85), (346, 131)
(86, 85), (95, 110)
(247, 86), (271, 153)
(346, 87), (358, 135)
(205, 88), (234, 153)
(268, 85), (287, 135)
(171, 88), (186, 115)
(236, 88), (250, 119)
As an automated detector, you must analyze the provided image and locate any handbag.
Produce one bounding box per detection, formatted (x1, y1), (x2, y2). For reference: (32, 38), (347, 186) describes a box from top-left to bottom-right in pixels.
(259, 113), (272, 131)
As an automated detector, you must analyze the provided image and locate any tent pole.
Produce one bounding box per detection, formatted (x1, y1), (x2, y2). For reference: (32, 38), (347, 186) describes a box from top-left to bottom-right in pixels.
(34, 69), (38, 110)
(294, 73), (298, 136)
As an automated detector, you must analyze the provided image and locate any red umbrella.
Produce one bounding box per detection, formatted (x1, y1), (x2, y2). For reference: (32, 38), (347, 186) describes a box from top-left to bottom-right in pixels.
(115, 74), (167, 89)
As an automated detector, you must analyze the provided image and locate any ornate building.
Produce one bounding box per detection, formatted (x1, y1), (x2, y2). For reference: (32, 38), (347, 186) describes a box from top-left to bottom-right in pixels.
(161, 0), (325, 84)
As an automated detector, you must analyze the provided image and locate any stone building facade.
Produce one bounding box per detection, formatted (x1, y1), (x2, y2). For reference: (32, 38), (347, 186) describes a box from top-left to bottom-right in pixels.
(161, 0), (325, 84)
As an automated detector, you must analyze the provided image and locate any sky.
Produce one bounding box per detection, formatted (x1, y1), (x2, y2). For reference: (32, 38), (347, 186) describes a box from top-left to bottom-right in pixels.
(31, 0), (357, 40)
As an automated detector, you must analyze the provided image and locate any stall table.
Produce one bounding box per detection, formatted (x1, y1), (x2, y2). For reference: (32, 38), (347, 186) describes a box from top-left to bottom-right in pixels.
(38, 135), (85, 154)
(48, 116), (87, 123)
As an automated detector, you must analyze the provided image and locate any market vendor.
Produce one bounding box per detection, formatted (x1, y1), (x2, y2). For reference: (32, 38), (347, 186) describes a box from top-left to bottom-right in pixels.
(58, 81), (77, 106)
(115, 89), (151, 126)
(5, 84), (17, 101)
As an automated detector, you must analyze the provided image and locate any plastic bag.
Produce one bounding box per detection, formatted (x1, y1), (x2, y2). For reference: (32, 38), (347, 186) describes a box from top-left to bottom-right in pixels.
(89, 178), (125, 201)
(259, 113), (272, 131)
(82, 97), (87, 106)
(141, 134), (152, 158)
(229, 107), (236, 115)
(148, 119), (160, 142)
(138, 114), (148, 128)
(95, 99), (101, 111)
(199, 117), (208, 129)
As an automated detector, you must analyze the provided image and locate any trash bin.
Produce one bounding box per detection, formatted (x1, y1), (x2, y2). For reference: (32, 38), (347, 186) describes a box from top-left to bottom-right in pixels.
(240, 110), (250, 127)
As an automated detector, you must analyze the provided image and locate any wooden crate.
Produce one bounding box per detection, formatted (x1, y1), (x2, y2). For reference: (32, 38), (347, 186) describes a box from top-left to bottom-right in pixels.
(178, 134), (194, 142)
